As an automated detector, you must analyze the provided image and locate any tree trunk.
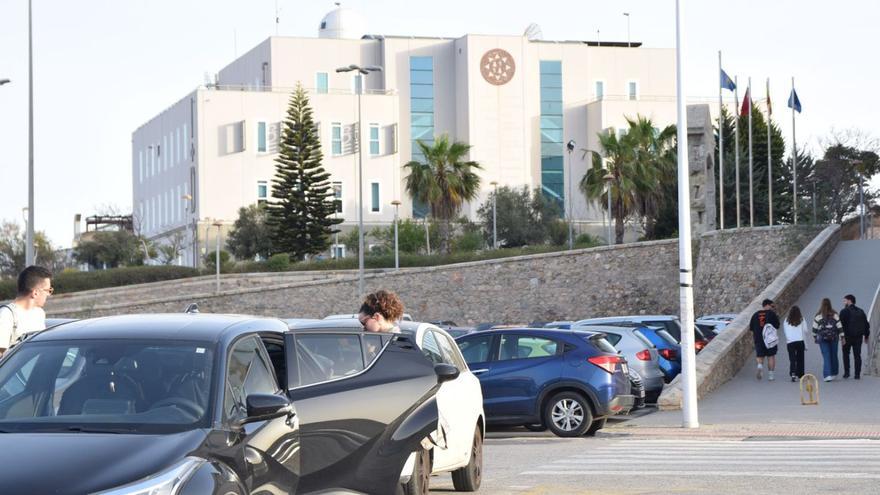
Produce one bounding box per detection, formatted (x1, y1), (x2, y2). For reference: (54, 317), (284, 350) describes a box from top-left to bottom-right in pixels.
(615, 197), (625, 244)
(439, 218), (452, 254)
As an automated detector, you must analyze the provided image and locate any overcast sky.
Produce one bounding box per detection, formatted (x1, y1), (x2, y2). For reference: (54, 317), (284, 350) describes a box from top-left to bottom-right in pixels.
(1, 0), (877, 247)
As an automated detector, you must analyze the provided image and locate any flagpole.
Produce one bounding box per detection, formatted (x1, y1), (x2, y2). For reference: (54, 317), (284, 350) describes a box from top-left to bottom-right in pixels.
(748, 76), (754, 228)
(767, 77), (773, 226)
(791, 77), (798, 225)
(734, 76), (741, 229)
(718, 51), (725, 230)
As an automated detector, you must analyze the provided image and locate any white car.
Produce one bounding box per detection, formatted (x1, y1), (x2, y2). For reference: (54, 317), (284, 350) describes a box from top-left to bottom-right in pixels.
(324, 313), (414, 322)
(289, 319), (485, 494)
(696, 313), (739, 333)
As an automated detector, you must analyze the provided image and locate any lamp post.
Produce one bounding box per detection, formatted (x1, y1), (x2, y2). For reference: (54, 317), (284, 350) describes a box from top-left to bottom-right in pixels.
(855, 161), (866, 239)
(0, 79), (10, 86)
(336, 64), (382, 297)
(812, 180), (817, 225)
(623, 12), (631, 47)
(490, 181), (498, 249)
(603, 171), (614, 245)
(566, 140), (576, 250)
(391, 200), (401, 270)
(212, 219), (222, 293)
(26, 0), (35, 266)
(182, 194), (196, 267)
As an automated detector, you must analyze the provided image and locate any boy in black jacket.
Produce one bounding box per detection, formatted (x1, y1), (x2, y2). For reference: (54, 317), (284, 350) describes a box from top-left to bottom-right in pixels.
(840, 294), (871, 380)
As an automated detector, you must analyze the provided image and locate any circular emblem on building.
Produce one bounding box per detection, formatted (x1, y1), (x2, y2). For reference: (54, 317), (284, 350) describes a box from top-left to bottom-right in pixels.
(480, 49), (515, 85)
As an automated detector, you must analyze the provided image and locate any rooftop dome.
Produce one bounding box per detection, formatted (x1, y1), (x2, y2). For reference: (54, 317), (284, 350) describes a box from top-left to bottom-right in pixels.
(318, 4), (366, 40)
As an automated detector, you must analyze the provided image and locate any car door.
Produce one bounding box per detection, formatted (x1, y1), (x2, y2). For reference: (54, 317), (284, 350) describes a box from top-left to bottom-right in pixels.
(285, 331), (441, 494)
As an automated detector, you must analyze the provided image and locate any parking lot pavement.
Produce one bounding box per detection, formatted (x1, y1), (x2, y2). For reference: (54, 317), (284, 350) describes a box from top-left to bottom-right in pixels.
(429, 432), (880, 494)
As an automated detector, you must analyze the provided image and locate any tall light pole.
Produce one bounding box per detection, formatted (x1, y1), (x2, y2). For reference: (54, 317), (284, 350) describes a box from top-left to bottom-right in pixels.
(26, 0), (35, 266)
(336, 64), (382, 297)
(182, 194), (196, 267)
(674, 0), (699, 428)
(490, 181), (498, 249)
(0, 79), (10, 86)
(858, 166), (866, 239)
(604, 171), (614, 245)
(623, 12), (631, 47)
(566, 140), (576, 250)
(212, 219), (222, 293)
(812, 180), (817, 225)
(391, 200), (401, 270)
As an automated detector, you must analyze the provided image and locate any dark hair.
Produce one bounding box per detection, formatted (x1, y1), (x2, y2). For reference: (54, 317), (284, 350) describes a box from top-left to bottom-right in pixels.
(845, 294), (856, 304)
(359, 290), (404, 322)
(817, 298), (836, 319)
(762, 299), (774, 307)
(17, 265), (52, 297)
(786, 306), (803, 326)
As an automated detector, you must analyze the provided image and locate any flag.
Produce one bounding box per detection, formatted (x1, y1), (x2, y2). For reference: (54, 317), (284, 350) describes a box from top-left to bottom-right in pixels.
(788, 88), (802, 113)
(721, 69), (736, 91)
(766, 79), (772, 115)
(740, 87), (751, 116)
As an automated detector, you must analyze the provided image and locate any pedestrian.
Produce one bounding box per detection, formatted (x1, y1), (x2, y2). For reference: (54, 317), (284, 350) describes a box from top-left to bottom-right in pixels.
(357, 289), (405, 333)
(812, 298), (843, 382)
(0, 265), (53, 356)
(749, 298), (780, 381)
(782, 305), (809, 381)
(839, 294), (871, 380)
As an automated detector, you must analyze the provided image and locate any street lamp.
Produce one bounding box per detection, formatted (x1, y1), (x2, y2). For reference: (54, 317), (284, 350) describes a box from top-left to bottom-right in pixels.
(391, 200), (401, 271)
(623, 12), (631, 48)
(490, 181), (499, 249)
(0, 79), (10, 86)
(603, 171), (614, 245)
(26, 0), (35, 266)
(212, 219), (223, 293)
(336, 63), (382, 296)
(854, 160), (866, 239)
(566, 140), (576, 250)
(182, 194), (196, 267)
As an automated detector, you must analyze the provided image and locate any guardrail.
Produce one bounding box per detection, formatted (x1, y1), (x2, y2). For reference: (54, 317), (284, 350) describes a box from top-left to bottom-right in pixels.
(867, 281), (880, 375)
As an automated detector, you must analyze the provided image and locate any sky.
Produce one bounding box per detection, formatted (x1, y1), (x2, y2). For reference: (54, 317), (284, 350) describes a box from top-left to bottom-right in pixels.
(1, 0), (878, 248)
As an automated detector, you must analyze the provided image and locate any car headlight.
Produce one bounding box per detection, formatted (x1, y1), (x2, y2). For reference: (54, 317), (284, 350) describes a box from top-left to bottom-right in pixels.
(93, 457), (205, 495)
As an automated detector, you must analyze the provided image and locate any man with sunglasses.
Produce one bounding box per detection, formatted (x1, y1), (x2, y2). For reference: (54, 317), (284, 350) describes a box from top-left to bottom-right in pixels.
(0, 265), (53, 355)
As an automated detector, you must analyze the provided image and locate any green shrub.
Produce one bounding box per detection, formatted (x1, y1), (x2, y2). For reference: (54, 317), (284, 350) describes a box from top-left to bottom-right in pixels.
(452, 230), (484, 252)
(575, 233), (603, 248)
(547, 220), (570, 246)
(0, 265), (199, 299)
(266, 253), (291, 271)
(203, 250), (234, 273)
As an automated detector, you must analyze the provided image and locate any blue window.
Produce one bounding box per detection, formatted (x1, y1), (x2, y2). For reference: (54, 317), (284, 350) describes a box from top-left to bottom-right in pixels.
(410, 56), (434, 218)
(331, 123), (342, 155)
(257, 122), (267, 152)
(371, 182), (380, 212)
(369, 124), (380, 155)
(595, 81), (605, 100)
(257, 181), (268, 204)
(540, 60), (564, 211)
(316, 72), (328, 94)
(628, 81), (638, 100)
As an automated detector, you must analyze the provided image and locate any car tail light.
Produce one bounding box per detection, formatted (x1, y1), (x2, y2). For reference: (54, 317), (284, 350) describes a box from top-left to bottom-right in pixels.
(588, 355), (622, 374)
(635, 349), (651, 361)
(695, 340), (706, 351)
(659, 348), (678, 360)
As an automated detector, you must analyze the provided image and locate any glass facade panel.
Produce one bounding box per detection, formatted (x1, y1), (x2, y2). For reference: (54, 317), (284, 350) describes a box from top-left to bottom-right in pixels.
(331, 123), (342, 155)
(595, 81), (604, 100)
(316, 72), (328, 94)
(409, 56), (434, 218)
(410, 98), (434, 113)
(257, 122), (267, 152)
(369, 125), (380, 155)
(628, 81), (638, 100)
(540, 60), (564, 211)
(371, 182), (380, 212)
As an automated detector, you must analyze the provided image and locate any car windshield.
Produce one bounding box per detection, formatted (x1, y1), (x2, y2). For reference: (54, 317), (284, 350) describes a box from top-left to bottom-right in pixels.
(0, 340), (215, 434)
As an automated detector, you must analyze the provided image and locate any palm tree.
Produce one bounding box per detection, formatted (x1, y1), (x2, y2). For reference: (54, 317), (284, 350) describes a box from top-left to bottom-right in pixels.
(404, 134), (482, 253)
(627, 117), (677, 239)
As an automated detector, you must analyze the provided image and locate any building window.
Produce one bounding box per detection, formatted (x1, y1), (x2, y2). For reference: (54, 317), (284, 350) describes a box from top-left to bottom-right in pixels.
(353, 74), (363, 95)
(370, 182), (380, 212)
(595, 80), (604, 100)
(628, 81), (638, 100)
(316, 72), (328, 94)
(257, 121), (267, 153)
(257, 180), (268, 205)
(331, 244), (345, 259)
(183, 124), (189, 161)
(410, 56), (434, 218)
(331, 123), (342, 155)
(332, 181), (343, 213)
(178, 127), (183, 164)
(540, 60), (564, 212)
(369, 124), (380, 155)
(138, 151), (143, 183)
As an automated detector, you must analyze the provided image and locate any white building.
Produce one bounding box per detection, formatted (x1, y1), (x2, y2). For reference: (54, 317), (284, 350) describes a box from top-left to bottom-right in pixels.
(132, 6), (679, 266)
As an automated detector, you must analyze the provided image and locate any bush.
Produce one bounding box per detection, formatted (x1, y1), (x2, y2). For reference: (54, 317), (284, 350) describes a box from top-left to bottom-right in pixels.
(451, 230), (484, 252)
(266, 253), (291, 271)
(547, 220), (570, 246)
(575, 233), (603, 248)
(0, 265), (199, 299)
(203, 250), (234, 273)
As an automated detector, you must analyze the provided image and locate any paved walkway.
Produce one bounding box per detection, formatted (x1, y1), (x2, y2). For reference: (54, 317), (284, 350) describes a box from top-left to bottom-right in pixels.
(616, 240), (880, 431)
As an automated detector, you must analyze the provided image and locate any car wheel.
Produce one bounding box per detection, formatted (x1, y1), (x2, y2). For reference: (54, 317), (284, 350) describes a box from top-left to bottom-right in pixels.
(402, 448), (431, 495)
(585, 417), (607, 436)
(524, 423), (547, 432)
(544, 392), (593, 437)
(451, 426), (483, 491)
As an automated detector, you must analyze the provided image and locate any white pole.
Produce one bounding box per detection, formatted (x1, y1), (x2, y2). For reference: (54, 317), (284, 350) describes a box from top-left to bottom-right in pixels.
(718, 51), (724, 230)
(674, 0), (699, 428)
(791, 77), (798, 225)
(567, 147), (573, 250)
(26, 0), (35, 266)
(357, 88), (365, 296)
(734, 77), (741, 229)
(215, 224), (221, 294)
(748, 77), (754, 227)
(606, 182), (613, 246)
(393, 203), (400, 270)
(767, 77), (773, 226)
(491, 183), (498, 249)
(424, 218), (431, 254)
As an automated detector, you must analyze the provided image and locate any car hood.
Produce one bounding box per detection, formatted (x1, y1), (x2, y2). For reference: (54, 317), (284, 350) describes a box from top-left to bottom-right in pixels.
(0, 428), (208, 495)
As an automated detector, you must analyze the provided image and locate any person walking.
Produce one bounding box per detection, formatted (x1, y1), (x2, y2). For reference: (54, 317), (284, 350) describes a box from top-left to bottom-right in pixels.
(839, 294), (871, 380)
(0, 266), (53, 356)
(749, 299), (780, 381)
(812, 298), (844, 382)
(782, 305), (809, 381)
(358, 289), (405, 333)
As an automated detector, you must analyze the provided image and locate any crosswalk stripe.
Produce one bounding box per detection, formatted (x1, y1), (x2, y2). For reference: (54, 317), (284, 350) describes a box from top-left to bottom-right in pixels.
(549, 459), (880, 466)
(518, 470), (880, 480)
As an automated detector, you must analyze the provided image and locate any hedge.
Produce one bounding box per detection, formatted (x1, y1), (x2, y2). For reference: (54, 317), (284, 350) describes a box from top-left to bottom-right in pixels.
(0, 265), (199, 300)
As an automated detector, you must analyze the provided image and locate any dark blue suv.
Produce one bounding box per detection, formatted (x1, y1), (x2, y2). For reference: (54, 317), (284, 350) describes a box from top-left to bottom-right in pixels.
(456, 328), (633, 437)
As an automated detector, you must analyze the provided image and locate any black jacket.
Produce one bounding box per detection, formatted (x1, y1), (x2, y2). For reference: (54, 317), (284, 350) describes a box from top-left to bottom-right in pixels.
(840, 305), (871, 339)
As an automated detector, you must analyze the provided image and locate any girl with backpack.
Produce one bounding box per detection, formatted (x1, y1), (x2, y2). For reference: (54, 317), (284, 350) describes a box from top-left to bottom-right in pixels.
(783, 306), (809, 381)
(812, 298), (844, 382)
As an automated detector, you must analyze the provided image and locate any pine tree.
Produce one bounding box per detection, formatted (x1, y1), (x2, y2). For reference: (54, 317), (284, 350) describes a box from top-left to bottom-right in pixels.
(266, 84), (342, 259)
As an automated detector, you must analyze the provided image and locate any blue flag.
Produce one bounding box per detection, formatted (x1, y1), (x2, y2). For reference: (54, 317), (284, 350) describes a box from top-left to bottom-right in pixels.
(788, 88), (802, 113)
(720, 69), (736, 91)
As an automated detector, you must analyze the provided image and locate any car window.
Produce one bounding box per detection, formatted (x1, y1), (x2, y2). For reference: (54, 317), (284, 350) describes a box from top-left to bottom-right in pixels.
(458, 334), (493, 364)
(295, 334), (365, 387)
(646, 321), (680, 341)
(363, 334), (383, 364)
(432, 331), (466, 370)
(420, 331), (447, 365)
(588, 336), (619, 354)
(603, 333), (622, 346)
(632, 329), (655, 348)
(499, 335), (558, 360)
(225, 337), (278, 421)
(657, 329), (679, 345)
(0, 353), (40, 401)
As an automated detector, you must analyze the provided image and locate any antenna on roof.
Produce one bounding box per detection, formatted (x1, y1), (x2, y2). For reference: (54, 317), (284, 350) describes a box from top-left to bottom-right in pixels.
(523, 23), (543, 41)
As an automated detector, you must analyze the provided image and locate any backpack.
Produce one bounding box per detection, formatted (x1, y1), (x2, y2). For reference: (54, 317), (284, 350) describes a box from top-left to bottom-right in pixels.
(817, 316), (838, 342)
(0, 304), (18, 337)
(847, 306), (869, 337)
(762, 323), (778, 348)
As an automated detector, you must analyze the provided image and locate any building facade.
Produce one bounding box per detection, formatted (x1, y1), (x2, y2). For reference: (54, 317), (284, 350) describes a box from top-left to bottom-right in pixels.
(132, 7), (680, 266)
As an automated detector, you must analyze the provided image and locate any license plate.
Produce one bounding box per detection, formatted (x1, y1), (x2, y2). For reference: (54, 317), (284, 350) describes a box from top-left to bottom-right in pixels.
(621, 363), (629, 374)
(639, 388), (646, 398)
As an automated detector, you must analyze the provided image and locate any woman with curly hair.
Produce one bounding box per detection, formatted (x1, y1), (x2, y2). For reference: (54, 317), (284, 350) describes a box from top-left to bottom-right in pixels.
(358, 290), (405, 333)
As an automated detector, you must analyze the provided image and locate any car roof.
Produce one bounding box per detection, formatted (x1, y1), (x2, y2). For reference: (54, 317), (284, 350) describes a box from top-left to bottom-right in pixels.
(288, 319), (438, 335)
(457, 327), (603, 338)
(28, 314), (288, 344)
(575, 324), (645, 335)
(575, 315), (679, 325)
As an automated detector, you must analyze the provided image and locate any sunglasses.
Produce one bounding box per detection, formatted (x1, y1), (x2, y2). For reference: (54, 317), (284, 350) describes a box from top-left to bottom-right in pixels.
(40, 286), (55, 295)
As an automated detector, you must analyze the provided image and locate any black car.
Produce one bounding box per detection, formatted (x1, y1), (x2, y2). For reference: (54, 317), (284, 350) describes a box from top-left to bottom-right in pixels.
(0, 314), (453, 494)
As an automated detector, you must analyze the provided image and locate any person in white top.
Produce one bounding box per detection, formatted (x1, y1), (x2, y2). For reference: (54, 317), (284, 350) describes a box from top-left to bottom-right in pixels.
(0, 265), (53, 355)
(782, 305), (809, 382)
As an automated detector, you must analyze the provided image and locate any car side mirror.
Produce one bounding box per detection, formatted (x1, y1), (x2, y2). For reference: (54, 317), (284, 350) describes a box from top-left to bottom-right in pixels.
(434, 363), (460, 384)
(239, 393), (293, 425)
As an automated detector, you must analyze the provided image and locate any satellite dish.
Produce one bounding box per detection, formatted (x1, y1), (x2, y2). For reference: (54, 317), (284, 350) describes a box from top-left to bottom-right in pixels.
(524, 23), (543, 41)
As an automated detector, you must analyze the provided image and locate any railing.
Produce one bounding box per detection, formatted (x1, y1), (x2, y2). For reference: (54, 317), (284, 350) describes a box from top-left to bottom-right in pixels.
(206, 84), (397, 96)
(867, 280), (880, 375)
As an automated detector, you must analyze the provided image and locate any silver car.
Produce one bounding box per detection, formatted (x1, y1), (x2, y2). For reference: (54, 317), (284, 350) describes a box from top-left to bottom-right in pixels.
(574, 325), (666, 398)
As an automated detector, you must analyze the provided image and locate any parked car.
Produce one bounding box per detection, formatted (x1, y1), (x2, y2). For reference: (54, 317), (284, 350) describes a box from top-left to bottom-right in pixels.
(575, 325), (665, 402)
(543, 321), (574, 329)
(627, 368), (646, 411)
(574, 315), (710, 352)
(0, 314), (449, 495)
(455, 328), (633, 437)
(596, 322), (682, 383)
(44, 318), (77, 328)
(473, 322), (500, 332)
(291, 319), (486, 493)
(429, 321), (475, 338)
(324, 313), (414, 322)
(696, 313), (738, 336)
